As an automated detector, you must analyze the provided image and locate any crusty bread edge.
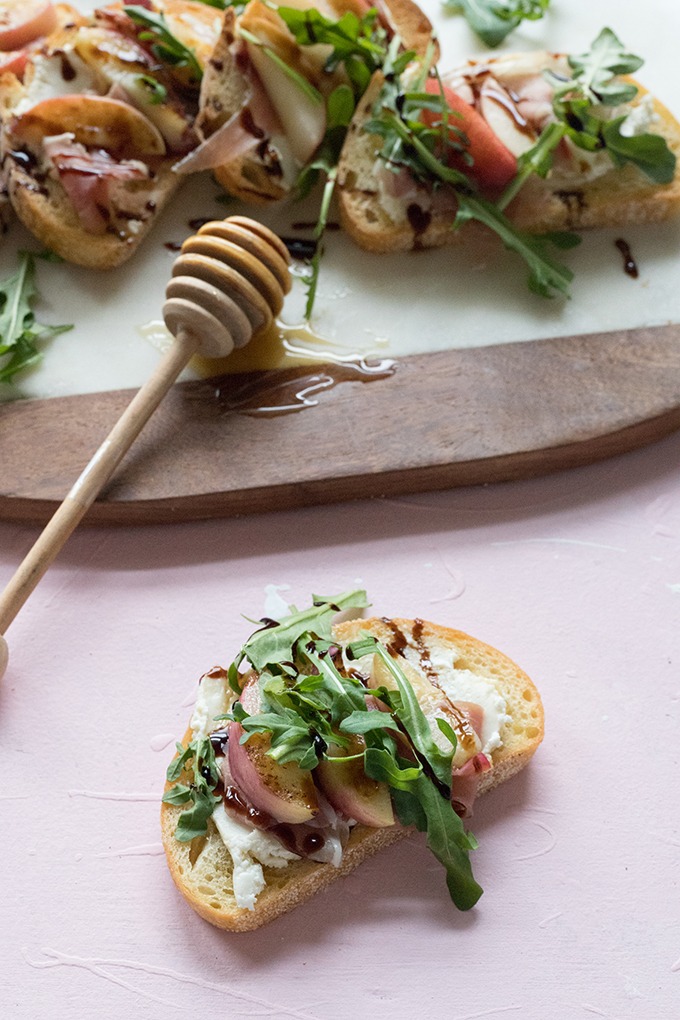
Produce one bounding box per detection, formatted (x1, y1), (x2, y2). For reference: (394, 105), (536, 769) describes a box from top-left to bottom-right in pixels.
(5, 159), (181, 269)
(337, 76), (680, 253)
(160, 617), (543, 931)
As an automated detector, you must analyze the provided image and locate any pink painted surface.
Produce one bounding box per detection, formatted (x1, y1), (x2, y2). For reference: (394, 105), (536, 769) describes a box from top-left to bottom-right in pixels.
(1, 433), (679, 1019)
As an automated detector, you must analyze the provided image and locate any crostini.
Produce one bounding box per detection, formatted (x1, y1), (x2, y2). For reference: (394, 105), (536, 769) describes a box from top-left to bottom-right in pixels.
(161, 591), (544, 931)
(177, 0), (436, 204)
(0, 0), (223, 267)
(336, 29), (680, 295)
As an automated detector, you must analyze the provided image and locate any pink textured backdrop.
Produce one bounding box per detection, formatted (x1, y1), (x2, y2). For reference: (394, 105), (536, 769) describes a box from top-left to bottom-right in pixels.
(2, 432), (679, 1019)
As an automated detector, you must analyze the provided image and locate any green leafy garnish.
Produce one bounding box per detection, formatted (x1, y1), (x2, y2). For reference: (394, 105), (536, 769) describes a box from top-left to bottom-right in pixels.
(556, 27), (642, 106)
(0, 253), (72, 386)
(166, 591), (485, 909)
(348, 635), (456, 787)
(135, 73), (168, 105)
(546, 28), (676, 183)
(123, 5), (203, 83)
(365, 72), (577, 298)
(230, 589), (369, 685)
(277, 5), (389, 99)
(443, 0), (550, 48)
(366, 753), (482, 909)
(239, 25), (325, 104)
(600, 117), (677, 183)
(454, 194), (577, 298)
(263, 5), (400, 320)
(162, 736), (222, 842)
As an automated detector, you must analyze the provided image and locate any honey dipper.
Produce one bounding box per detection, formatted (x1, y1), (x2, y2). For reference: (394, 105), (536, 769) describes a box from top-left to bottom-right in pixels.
(0, 216), (291, 679)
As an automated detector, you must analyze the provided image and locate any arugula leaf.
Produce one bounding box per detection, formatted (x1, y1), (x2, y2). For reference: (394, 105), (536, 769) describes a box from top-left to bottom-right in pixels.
(134, 74), (168, 106)
(230, 589), (369, 684)
(162, 737), (222, 842)
(454, 194), (576, 298)
(277, 5), (388, 99)
(562, 27), (642, 105)
(123, 5), (203, 83)
(498, 120), (566, 210)
(347, 635), (455, 788)
(443, 0), (550, 48)
(0, 253), (72, 387)
(239, 26), (324, 104)
(601, 116), (678, 184)
(544, 28), (676, 185)
(365, 750), (483, 909)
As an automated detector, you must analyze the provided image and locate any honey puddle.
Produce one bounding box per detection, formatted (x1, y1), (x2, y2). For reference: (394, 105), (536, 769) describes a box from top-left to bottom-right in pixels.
(140, 318), (396, 416)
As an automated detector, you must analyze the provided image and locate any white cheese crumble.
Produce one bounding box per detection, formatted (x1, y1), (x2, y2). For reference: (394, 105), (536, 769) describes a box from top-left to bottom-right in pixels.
(620, 93), (658, 137)
(428, 658), (510, 754)
(190, 671), (230, 740)
(212, 802), (299, 911)
(190, 671), (300, 911)
(402, 639), (510, 756)
(17, 52), (99, 116)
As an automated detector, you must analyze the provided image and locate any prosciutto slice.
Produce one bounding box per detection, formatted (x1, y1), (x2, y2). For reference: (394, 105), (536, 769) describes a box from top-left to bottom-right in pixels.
(43, 133), (150, 233)
(451, 752), (492, 819)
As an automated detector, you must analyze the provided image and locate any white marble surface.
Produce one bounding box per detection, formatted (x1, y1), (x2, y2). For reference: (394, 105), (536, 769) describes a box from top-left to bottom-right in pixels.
(1, 0), (680, 400)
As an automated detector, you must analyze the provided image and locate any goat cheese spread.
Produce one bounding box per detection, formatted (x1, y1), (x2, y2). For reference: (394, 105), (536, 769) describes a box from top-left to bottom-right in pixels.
(190, 671), (230, 739)
(212, 803), (299, 910)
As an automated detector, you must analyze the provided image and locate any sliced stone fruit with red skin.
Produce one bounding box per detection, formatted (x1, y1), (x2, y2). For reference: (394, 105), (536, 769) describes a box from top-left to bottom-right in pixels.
(0, 1), (57, 51)
(228, 721), (319, 825)
(316, 741), (395, 828)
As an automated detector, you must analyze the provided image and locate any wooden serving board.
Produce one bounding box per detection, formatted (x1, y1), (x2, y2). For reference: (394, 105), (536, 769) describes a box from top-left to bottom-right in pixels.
(2, 323), (680, 525)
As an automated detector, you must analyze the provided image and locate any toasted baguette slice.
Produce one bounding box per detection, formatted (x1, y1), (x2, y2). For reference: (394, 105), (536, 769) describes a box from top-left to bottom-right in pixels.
(0, 0), (220, 268)
(4, 156), (181, 269)
(195, 0), (436, 206)
(337, 61), (680, 253)
(161, 616), (544, 931)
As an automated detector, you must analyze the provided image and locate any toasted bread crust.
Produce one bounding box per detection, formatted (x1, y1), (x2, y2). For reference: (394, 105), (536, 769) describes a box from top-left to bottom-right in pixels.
(161, 617), (543, 931)
(0, 0), (220, 267)
(337, 72), (680, 253)
(5, 158), (181, 269)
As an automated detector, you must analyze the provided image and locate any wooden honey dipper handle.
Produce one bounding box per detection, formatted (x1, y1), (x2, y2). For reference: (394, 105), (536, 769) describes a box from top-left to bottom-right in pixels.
(0, 217), (291, 678)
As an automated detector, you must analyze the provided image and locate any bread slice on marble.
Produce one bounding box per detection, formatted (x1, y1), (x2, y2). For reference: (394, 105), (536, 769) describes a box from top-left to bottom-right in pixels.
(0, 0), (222, 268)
(337, 49), (680, 254)
(189, 0), (437, 205)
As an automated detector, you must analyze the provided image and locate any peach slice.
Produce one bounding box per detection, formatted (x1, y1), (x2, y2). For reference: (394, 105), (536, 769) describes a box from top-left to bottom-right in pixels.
(228, 722), (319, 825)
(370, 652), (481, 766)
(240, 1), (326, 165)
(316, 743), (395, 828)
(9, 94), (167, 157)
(0, 1), (57, 52)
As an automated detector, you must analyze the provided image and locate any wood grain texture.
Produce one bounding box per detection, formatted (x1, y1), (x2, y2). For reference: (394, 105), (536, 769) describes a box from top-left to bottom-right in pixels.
(2, 324), (680, 525)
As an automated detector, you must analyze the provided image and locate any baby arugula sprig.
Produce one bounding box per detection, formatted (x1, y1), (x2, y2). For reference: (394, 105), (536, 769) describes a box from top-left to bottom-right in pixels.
(0, 252), (72, 388)
(124, 5), (204, 84)
(165, 590), (483, 910)
(545, 28), (677, 184)
(444, 0), (551, 48)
